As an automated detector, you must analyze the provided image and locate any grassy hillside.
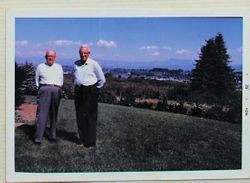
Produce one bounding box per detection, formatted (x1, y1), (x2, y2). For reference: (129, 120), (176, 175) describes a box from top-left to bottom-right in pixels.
(15, 96), (241, 172)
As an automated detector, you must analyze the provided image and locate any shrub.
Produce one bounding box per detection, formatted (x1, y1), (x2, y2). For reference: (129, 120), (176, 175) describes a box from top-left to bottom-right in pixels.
(166, 103), (187, 114)
(135, 102), (153, 109)
(189, 106), (204, 117)
(15, 62), (27, 107)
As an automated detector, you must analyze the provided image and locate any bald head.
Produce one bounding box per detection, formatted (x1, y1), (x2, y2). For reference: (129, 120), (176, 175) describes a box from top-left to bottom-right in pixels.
(79, 45), (91, 53)
(45, 49), (56, 56)
(79, 45), (91, 62)
(45, 49), (56, 66)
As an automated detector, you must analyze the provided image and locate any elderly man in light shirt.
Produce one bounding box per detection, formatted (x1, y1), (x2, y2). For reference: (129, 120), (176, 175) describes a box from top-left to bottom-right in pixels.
(34, 49), (63, 144)
(74, 45), (105, 149)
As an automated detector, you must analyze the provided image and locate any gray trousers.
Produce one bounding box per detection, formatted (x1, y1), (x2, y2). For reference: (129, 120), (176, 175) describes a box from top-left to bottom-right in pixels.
(35, 85), (61, 143)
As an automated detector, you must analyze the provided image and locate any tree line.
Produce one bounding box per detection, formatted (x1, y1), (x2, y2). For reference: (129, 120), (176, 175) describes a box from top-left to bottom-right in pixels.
(15, 33), (242, 124)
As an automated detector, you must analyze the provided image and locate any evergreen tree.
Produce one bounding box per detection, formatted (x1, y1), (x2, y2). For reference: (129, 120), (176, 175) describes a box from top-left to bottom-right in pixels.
(15, 61), (37, 107)
(15, 62), (27, 107)
(191, 33), (236, 108)
(21, 61), (37, 95)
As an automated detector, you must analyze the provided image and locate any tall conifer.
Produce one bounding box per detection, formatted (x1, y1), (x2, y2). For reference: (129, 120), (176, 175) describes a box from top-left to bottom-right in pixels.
(191, 33), (236, 107)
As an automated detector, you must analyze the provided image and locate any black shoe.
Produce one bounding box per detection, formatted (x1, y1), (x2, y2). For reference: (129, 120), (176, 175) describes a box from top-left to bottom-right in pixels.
(85, 144), (96, 150)
(34, 141), (41, 145)
(49, 138), (57, 143)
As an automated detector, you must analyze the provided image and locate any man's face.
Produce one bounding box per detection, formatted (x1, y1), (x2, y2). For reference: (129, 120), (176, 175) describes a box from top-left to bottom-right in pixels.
(79, 48), (90, 62)
(46, 51), (56, 66)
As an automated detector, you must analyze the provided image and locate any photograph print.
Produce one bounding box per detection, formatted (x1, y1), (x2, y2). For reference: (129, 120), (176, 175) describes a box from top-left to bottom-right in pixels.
(14, 17), (242, 173)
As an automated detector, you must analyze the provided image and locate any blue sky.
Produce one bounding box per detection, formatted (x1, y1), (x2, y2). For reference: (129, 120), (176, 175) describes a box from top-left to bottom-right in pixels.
(15, 17), (242, 69)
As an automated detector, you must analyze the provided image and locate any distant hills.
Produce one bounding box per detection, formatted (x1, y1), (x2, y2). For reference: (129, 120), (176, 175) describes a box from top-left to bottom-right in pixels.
(15, 56), (242, 72)
(97, 58), (196, 70)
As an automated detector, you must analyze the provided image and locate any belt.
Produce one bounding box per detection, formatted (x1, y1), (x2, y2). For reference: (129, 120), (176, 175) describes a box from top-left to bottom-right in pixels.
(40, 84), (61, 88)
(76, 82), (98, 88)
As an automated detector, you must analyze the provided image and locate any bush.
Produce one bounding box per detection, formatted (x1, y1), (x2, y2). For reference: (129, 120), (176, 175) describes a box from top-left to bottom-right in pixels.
(166, 103), (187, 114)
(15, 62), (27, 107)
(189, 106), (204, 117)
(135, 102), (153, 109)
(226, 93), (242, 124)
(203, 106), (226, 121)
(15, 62), (37, 108)
(99, 90), (117, 104)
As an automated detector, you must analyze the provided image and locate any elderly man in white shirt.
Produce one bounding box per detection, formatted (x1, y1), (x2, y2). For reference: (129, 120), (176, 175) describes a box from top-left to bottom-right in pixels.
(74, 45), (105, 149)
(34, 49), (63, 144)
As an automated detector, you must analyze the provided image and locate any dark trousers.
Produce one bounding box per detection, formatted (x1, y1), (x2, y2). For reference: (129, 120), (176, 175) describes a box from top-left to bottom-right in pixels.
(35, 86), (61, 143)
(74, 84), (99, 147)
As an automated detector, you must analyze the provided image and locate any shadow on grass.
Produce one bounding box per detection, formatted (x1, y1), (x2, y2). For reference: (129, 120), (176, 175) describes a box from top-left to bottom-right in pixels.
(16, 124), (79, 144)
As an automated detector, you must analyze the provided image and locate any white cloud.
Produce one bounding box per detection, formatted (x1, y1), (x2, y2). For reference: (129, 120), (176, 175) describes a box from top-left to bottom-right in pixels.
(150, 51), (160, 56)
(96, 40), (117, 48)
(236, 47), (242, 53)
(33, 43), (44, 49)
(140, 45), (158, 51)
(16, 40), (29, 46)
(86, 42), (94, 46)
(162, 46), (172, 51)
(30, 50), (45, 56)
(48, 40), (81, 46)
(140, 45), (160, 56)
(175, 49), (192, 55)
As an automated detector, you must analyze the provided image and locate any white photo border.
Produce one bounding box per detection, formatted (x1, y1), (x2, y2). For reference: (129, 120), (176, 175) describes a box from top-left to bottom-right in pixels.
(6, 8), (250, 182)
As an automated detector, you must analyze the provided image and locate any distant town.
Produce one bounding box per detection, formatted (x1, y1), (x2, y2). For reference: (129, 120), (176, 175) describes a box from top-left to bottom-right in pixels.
(62, 65), (242, 91)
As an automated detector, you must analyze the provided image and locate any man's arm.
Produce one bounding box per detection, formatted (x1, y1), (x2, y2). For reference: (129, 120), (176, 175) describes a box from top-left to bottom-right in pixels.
(59, 65), (64, 87)
(35, 65), (40, 88)
(95, 63), (106, 88)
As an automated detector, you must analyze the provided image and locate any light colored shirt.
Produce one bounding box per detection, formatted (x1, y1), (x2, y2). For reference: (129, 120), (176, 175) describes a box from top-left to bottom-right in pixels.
(74, 58), (106, 88)
(35, 62), (64, 87)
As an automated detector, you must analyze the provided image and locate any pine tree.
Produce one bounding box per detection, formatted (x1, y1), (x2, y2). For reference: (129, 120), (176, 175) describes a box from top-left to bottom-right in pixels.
(21, 61), (37, 95)
(191, 33), (236, 108)
(15, 62), (27, 107)
(15, 61), (37, 107)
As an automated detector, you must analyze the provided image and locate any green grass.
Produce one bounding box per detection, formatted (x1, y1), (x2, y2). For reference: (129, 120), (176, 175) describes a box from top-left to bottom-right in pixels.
(15, 95), (242, 172)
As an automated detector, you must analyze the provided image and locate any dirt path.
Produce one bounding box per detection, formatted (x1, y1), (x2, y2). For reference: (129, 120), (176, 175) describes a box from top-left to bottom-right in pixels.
(15, 104), (37, 127)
